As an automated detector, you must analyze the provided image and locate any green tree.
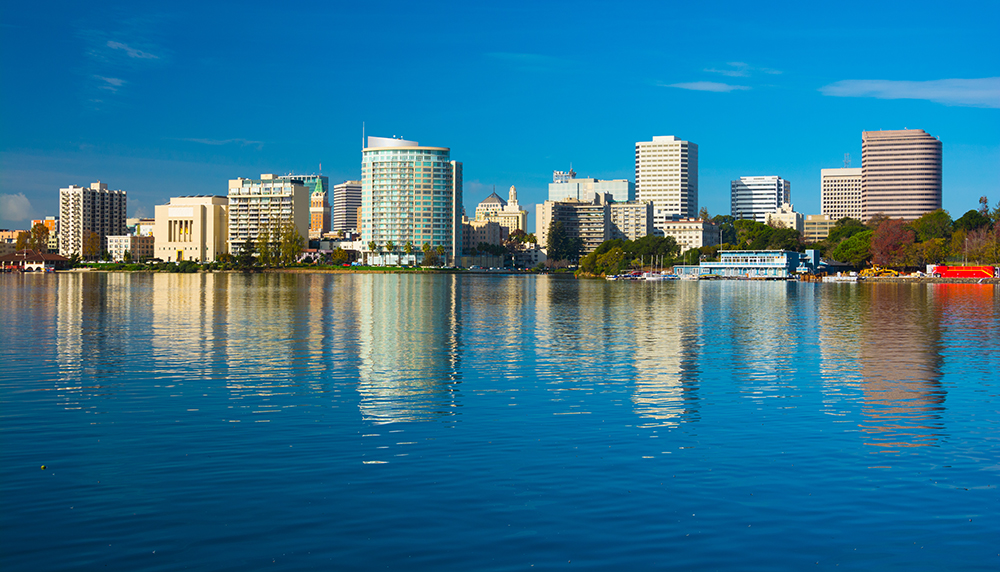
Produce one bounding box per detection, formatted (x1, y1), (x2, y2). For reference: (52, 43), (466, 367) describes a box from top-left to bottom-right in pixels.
(920, 238), (949, 265)
(831, 230), (873, 267)
(827, 218), (867, 244)
(908, 209), (952, 242)
(403, 241), (413, 255)
(255, 226), (277, 267)
(953, 209), (991, 233)
(385, 240), (395, 254)
(331, 248), (348, 265)
(278, 223), (303, 266)
(123, 250), (132, 264)
(711, 215), (737, 244)
(546, 221), (582, 263)
(698, 206), (710, 220)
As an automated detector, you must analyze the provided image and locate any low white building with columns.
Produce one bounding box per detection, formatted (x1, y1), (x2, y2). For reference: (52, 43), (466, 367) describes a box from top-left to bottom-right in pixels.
(153, 196), (229, 262)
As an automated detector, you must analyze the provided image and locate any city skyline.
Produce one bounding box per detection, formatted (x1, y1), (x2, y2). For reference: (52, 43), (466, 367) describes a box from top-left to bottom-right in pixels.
(1, 1), (998, 231)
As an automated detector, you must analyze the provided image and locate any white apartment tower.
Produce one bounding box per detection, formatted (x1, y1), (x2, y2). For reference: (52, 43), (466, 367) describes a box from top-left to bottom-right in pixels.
(361, 137), (462, 262)
(821, 168), (862, 221)
(58, 181), (127, 257)
(635, 136), (699, 228)
(730, 176), (791, 223)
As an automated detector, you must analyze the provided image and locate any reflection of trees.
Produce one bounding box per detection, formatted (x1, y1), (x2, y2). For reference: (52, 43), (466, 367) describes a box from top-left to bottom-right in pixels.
(357, 274), (461, 424)
(857, 284), (944, 450)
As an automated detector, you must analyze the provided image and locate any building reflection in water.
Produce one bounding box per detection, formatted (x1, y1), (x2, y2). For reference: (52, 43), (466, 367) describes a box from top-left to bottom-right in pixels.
(627, 281), (701, 428)
(532, 277), (700, 428)
(356, 274), (461, 425)
(856, 284), (945, 450)
(714, 282), (804, 399)
(56, 273), (148, 406)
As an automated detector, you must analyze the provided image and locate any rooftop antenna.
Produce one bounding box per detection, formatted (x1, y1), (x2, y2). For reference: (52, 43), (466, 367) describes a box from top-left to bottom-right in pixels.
(843, 153), (851, 168)
(319, 162), (322, 174)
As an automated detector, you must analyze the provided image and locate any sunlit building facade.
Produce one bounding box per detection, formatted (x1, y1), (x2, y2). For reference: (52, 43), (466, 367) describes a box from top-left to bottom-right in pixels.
(861, 129), (942, 221)
(58, 182), (127, 257)
(227, 174), (310, 254)
(361, 137), (462, 262)
(635, 135), (699, 228)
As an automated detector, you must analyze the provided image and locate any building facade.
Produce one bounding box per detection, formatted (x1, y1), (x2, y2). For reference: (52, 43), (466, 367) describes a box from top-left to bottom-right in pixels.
(548, 176), (634, 203)
(333, 180), (362, 233)
(361, 137), (462, 262)
(609, 201), (653, 241)
(474, 185), (528, 235)
(731, 176), (791, 223)
(155, 196), (230, 262)
(536, 196), (610, 257)
(227, 174), (310, 255)
(635, 135), (699, 228)
(765, 203), (804, 233)
(106, 235), (155, 262)
(659, 218), (720, 253)
(861, 129), (942, 221)
(690, 249), (820, 278)
(308, 179), (331, 238)
(58, 182), (127, 257)
(820, 167), (862, 221)
(804, 214), (836, 242)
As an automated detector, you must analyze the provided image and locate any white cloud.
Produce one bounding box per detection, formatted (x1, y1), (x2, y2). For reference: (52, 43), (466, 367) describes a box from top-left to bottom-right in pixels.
(95, 76), (126, 91)
(820, 77), (1000, 108)
(663, 81), (751, 93)
(0, 193), (32, 221)
(106, 40), (159, 59)
(705, 62), (782, 77)
(180, 138), (264, 150)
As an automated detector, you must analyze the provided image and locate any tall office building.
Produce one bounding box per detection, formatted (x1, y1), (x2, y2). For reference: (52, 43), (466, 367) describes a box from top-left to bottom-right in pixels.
(730, 176), (791, 223)
(635, 135), (699, 228)
(227, 174), (310, 254)
(58, 181), (127, 257)
(361, 136), (462, 262)
(861, 129), (941, 221)
(821, 168), (862, 221)
(549, 174), (634, 203)
(332, 180), (362, 232)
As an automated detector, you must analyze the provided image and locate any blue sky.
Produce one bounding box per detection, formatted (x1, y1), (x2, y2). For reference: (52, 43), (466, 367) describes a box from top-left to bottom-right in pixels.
(2, 0), (998, 232)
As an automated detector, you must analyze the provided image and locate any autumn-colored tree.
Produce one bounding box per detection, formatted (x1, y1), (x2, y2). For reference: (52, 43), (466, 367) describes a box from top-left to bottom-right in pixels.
(15, 231), (30, 250)
(83, 231), (102, 260)
(28, 223), (50, 252)
(871, 219), (914, 267)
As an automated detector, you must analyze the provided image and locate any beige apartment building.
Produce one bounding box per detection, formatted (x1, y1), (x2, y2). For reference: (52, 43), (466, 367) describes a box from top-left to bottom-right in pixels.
(821, 168), (862, 221)
(228, 174), (310, 255)
(804, 214), (836, 242)
(107, 235), (154, 262)
(474, 185), (528, 235)
(659, 218), (720, 253)
(609, 201), (653, 241)
(861, 129), (941, 221)
(765, 203), (804, 233)
(154, 196), (229, 262)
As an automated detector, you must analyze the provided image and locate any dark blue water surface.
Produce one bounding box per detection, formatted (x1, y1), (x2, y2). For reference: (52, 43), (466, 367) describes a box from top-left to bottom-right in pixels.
(2, 272), (998, 571)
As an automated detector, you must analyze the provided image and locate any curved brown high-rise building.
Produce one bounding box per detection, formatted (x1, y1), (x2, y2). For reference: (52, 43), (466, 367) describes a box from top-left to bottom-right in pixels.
(861, 129), (942, 221)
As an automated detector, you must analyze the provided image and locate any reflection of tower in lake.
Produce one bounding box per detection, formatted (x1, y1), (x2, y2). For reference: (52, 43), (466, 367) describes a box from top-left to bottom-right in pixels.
(357, 274), (461, 424)
(56, 273), (144, 398)
(857, 284), (945, 450)
(629, 281), (702, 428)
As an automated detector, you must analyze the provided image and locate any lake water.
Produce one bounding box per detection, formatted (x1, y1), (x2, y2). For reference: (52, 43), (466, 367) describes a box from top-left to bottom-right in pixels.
(1, 272), (998, 571)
